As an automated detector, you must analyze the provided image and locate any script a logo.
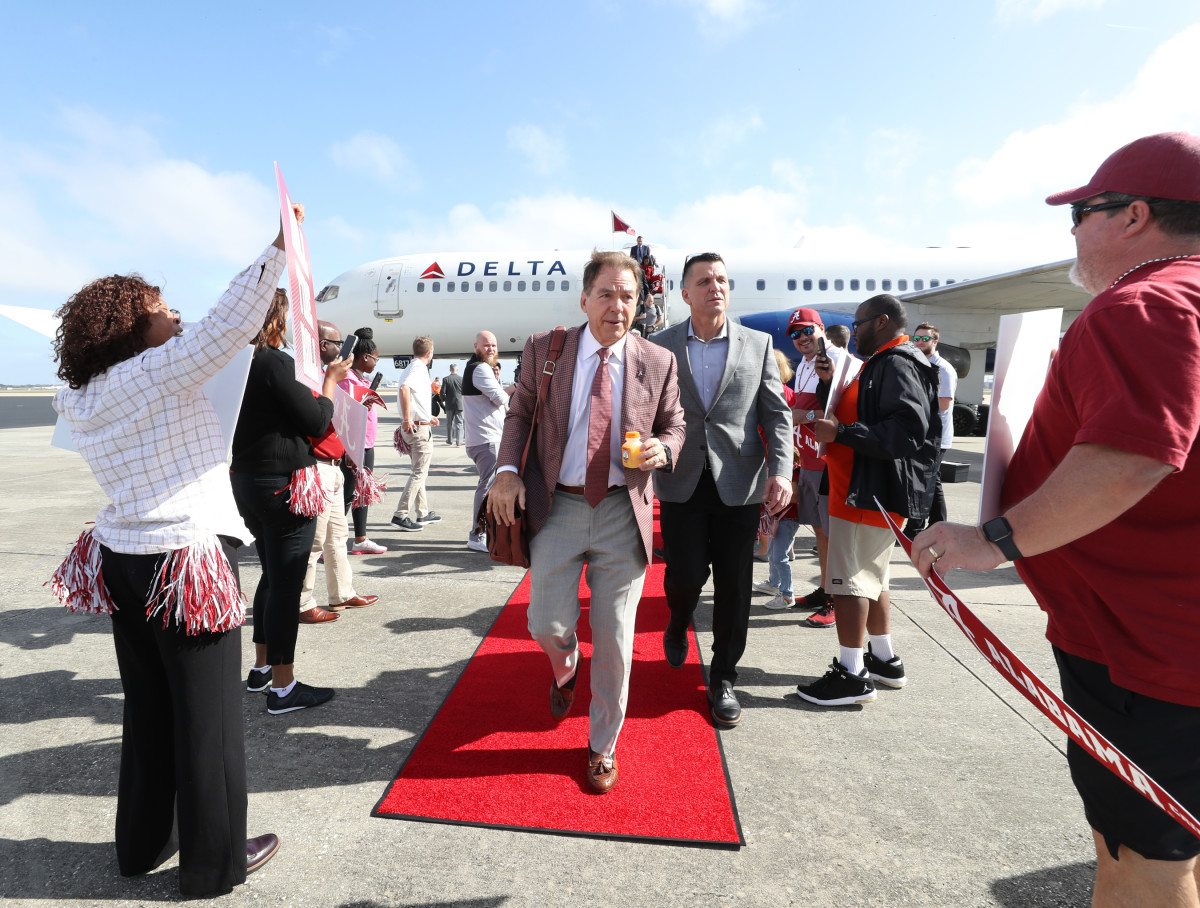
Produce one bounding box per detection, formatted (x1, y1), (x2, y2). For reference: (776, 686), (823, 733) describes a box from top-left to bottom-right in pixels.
(420, 262), (445, 280)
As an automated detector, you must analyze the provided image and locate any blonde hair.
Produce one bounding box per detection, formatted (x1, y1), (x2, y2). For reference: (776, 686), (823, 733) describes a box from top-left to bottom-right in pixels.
(774, 349), (794, 384)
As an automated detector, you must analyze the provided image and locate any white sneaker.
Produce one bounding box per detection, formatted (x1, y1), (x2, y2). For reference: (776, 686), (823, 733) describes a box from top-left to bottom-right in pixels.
(753, 580), (781, 596)
(466, 537), (489, 553)
(351, 538), (387, 555)
(763, 592), (795, 610)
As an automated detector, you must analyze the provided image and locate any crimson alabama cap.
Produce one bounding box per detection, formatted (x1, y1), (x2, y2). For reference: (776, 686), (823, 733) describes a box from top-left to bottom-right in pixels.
(1045, 132), (1200, 206)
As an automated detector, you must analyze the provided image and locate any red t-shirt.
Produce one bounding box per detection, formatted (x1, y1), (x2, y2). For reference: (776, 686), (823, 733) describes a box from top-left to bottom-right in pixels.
(309, 390), (345, 460)
(1002, 259), (1200, 705)
(825, 336), (907, 528)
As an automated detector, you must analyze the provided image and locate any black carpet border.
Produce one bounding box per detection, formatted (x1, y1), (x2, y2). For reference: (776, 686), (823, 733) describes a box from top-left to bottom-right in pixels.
(371, 560), (746, 849)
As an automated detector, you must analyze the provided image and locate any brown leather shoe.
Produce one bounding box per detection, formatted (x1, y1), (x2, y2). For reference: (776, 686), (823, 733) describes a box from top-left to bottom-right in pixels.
(299, 607), (339, 624)
(550, 672), (577, 719)
(587, 748), (619, 794)
(246, 833), (279, 873)
(329, 595), (378, 610)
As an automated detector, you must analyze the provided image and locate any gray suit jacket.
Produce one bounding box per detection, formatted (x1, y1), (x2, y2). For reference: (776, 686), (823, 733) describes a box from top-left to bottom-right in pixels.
(652, 319), (792, 507)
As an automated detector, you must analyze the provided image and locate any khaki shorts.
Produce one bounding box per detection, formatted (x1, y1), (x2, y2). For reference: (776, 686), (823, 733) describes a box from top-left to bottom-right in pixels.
(826, 515), (894, 600)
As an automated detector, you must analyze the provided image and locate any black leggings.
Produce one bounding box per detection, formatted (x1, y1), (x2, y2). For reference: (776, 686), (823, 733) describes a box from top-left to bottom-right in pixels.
(102, 538), (247, 897)
(230, 471), (316, 665)
(349, 447), (375, 538)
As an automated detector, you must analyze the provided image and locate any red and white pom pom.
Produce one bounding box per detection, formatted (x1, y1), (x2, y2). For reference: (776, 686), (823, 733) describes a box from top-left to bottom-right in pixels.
(757, 507), (778, 538)
(392, 426), (410, 455)
(147, 537), (246, 635)
(47, 527), (116, 616)
(282, 464), (324, 517)
(352, 467), (387, 508)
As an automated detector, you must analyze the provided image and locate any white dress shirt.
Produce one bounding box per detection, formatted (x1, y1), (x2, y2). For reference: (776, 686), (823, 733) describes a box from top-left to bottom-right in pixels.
(557, 328), (627, 488)
(685, 317), (730, 411)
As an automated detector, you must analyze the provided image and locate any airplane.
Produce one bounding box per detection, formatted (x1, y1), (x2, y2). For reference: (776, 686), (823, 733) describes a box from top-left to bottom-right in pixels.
(314, 245), (1091, 435)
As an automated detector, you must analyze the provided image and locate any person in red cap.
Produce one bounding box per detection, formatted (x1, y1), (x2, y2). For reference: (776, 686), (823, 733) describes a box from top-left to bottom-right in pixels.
(913, 132), (1200, 904)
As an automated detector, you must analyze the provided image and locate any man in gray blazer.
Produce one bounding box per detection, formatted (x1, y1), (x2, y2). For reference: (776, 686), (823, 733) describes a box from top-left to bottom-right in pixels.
(652, 252), (793, 727)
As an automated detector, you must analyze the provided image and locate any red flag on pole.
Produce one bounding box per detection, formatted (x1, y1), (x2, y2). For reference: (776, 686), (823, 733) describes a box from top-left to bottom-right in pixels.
(611, 211), (636, 235)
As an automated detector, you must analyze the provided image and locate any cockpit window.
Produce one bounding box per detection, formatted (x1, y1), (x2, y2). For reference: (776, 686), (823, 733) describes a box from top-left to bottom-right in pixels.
(317, 285), (338, 302)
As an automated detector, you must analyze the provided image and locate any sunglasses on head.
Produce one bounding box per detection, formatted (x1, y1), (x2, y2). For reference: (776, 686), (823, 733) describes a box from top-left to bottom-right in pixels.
(788, 325), (817, 338)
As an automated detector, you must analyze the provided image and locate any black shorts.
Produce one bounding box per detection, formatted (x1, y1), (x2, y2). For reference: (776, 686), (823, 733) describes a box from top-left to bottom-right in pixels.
(1054, 647), (1200, 862)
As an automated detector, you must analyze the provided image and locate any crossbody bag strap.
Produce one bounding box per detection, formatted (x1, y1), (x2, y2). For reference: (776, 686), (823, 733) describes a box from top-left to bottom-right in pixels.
(517, 326), (568, 475)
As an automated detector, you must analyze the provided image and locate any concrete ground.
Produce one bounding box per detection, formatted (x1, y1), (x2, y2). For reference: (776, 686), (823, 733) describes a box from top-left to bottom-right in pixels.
(0, 414), (1096, 907)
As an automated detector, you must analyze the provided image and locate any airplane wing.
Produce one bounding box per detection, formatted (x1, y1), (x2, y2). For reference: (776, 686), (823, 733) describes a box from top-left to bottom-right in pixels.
(0, 304), (58, 338)
(899, 259), (1090, 314)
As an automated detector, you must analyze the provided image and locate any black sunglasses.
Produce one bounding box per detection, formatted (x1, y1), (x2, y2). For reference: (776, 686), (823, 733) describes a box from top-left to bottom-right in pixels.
(788, 325), (817, 339)
(1070, 199), (1133, 227)
(319, 337), (345, 347)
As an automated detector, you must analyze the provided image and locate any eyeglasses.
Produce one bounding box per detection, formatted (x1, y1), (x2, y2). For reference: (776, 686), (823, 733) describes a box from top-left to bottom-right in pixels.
(1070, 199), (1132, 227)
(850, 314), (880, 332)
(788, 325), (817, 338)
(912, 335), (934, 343)
(319, 337), (344, 347)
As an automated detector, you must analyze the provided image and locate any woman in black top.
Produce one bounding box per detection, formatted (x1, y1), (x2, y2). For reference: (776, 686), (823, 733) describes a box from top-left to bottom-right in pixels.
(231, 290), (351, 714)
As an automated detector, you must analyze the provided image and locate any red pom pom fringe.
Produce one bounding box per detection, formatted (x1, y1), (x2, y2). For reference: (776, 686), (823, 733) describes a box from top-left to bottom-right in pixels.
(280, 464), (324, 517)
(47, 528), (116, 617)
(393, 426), (410, 455)
(147, 536), (246, 634)
(353, 467), (387, 508)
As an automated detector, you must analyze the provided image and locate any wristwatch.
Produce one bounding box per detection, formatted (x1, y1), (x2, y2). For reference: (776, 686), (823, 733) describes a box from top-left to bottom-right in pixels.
(806, 410), (815, 422)
(982, 516), (1023, 561)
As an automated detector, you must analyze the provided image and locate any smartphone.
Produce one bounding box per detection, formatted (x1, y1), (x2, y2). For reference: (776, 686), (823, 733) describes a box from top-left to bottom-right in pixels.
(817, 337), (827, 357)
(338, 335), (358, 361)
(370, 372), (383, 391)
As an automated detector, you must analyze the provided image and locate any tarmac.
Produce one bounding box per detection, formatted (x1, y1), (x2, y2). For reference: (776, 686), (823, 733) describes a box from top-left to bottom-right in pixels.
(0, 408), (1097, 907)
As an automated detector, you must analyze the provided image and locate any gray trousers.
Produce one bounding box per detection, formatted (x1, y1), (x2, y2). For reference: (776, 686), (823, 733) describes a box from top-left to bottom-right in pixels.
(527, 488), (647, 757)
(466, 440), (499, 540)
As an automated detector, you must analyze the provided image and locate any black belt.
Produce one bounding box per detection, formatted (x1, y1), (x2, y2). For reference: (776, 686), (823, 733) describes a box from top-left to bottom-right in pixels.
(556, 483), (622, 496)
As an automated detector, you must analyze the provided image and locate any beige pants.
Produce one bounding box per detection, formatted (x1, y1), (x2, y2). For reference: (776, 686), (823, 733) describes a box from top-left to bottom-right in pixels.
(301, 461), (356, 609)
(393, 425), (432, 520)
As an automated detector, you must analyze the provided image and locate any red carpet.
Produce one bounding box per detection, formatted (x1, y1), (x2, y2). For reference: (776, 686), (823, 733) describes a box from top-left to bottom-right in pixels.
(373, 537), (744, 846)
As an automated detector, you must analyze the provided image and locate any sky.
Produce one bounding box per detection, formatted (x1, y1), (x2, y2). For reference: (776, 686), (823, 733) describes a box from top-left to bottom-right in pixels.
(2, 0), (1199, 385)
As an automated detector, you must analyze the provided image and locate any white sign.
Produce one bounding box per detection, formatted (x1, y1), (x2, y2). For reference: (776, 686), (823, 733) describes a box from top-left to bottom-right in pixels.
(978, 308), (1062, 523)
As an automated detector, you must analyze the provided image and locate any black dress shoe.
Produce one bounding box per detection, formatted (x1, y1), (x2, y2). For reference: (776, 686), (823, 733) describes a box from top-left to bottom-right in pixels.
(708, 680), (742, 727)
(550, 670), (578, 720)
(246, 833), (279, 874)
(663, 619), (688, 668)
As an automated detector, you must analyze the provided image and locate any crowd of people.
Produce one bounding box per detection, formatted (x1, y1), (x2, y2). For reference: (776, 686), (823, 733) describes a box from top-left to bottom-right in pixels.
(47, 132), (1200, 904)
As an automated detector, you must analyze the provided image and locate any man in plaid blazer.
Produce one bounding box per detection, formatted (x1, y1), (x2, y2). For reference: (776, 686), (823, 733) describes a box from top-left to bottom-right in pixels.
(489, 250), (686, 794)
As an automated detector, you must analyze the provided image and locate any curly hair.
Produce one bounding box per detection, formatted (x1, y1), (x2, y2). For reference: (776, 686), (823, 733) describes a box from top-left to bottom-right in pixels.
(54, 274), (161, 389)
(252, 288), (290, 352)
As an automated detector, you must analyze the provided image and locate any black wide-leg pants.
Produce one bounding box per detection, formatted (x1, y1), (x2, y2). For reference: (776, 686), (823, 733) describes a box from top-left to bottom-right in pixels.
(659, 469), (761, 688)
(102, 538), (247, 897)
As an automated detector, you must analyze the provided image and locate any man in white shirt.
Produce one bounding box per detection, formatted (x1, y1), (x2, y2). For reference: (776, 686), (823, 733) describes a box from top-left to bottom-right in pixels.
(390, 336), (440, 532)
(906, 323), (956, 533)
(463, 330), (513, 552)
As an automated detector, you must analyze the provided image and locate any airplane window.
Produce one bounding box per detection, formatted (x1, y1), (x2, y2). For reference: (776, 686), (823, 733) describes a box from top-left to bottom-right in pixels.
(947, 279), (956, 284)
(547, 280), (555, 291)
(756, 279), (765, 291)
(518, 281), (527, 292)
(417, 283), (425, 293)
(730, 279), (736, 290)
(866, 279), (876, 291)
(914, 279), (924, 290)
(787, 279), (796, 291)
(532, 281), (540, 291)
(432, 282), (441, 292)
(562, 280), (570, 291)
(850, 279), (860, 291)
(897, 279), (908, 291)
(489, 281), (497, 291)
(447, 282), (455, 292)
(882, 280), (892, 290)
(930, 279), (940, 288)
(317, 285), (338, 302)
(803, 279), (812, 291)
(818, 279), (828, 291)
(503, 281), (512, 291)
(475, 281), (483, 292)
(834, 279), (844, 291)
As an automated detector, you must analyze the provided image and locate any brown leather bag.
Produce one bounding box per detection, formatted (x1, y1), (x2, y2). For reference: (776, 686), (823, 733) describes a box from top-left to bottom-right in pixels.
(480, 328), (567, 568)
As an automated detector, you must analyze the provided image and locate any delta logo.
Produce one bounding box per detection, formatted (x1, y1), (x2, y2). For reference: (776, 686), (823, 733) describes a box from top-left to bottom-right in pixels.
(420, 262), (445, 279)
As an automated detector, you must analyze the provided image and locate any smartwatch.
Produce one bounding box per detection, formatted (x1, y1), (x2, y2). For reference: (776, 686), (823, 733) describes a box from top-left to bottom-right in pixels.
(982, 516), (1023, 561)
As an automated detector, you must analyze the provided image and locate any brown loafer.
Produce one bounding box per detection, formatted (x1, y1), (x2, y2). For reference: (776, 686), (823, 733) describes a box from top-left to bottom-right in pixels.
(587, 748), (619, 794)
(329, 594), (378, 610)
(299, 607), (339, 624)
(246, 833), (279, 873)
(550, 673), (577, 720)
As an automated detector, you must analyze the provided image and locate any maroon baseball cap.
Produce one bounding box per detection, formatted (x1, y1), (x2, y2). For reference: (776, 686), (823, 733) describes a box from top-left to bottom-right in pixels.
(1045, 132), (1200, 206)
(787, 307), (823, 336)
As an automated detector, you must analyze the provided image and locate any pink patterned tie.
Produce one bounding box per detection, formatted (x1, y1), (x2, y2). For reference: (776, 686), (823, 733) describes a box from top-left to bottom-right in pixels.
(585, 347), (612, 507)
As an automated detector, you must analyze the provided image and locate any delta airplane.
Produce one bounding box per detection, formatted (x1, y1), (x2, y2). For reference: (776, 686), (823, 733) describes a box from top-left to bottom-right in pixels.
(315, 244), (1090, 434)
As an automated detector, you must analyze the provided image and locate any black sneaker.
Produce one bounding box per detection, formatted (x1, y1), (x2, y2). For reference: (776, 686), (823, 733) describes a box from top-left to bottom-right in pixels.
(796, 659), (876, 706)
(391, 516), (424, 532)
(417, 512), (442, 523)
(266, 681), (335, 715)
(865, 644), (907, 689)
(246, 666), (271, 693)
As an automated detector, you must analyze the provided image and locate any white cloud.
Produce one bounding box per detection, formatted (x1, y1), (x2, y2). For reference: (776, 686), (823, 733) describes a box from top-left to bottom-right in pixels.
(954, 24), (1200, 206)
(691, 112), (763, 166)
(675, 0), (768, 36)
(995, 0), (1108, 24)
(331, 132), (416, 187)
(506, 125), (568, 175)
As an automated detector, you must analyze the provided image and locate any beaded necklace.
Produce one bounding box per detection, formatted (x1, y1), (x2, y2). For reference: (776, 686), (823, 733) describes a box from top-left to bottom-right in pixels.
(1109, 254), (1198, 289)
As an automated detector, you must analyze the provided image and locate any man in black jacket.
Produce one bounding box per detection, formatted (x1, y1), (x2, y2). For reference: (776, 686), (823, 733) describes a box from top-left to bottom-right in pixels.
(795, 293), (940, 706)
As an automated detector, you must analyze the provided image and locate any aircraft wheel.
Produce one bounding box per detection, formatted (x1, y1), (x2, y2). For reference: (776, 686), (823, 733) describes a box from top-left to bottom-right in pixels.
(952, 403), (978, 437)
